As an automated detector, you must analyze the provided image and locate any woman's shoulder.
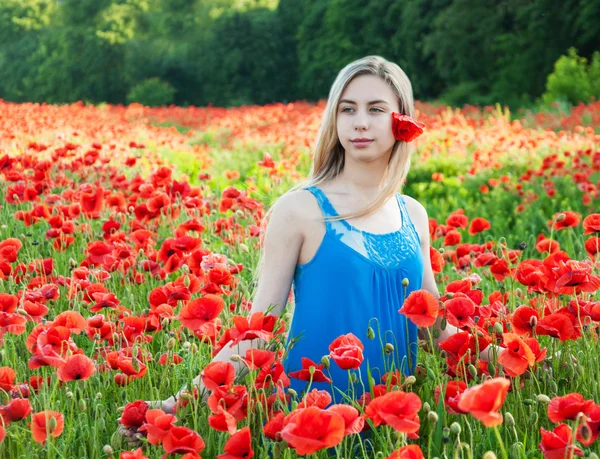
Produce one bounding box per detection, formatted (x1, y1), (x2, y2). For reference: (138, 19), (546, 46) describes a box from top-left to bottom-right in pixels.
(271, 188), (323, 226)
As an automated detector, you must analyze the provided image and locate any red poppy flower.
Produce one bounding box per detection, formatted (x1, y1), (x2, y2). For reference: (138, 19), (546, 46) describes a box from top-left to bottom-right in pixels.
(178, 294), (225, 332)
(391, 113), (425, 142)
(288, 357), (331, 384)
(207, 385), (248, 424)
(457, 378), (510, 427)
(240, 349), (276, 371)
(549, 211), (581, 230)
(327, 404), (364, 435)
(385, 445), (425, 459)
(510, 305), (539, 337)
(0, 294), (17, 313)
(585, 236), (600, 258)
(365, 390), (422, 434)
(535, 238), (561, 254)
(443, 230), (462, 246)
(399, 290), (439, 327)
(299, 389), (333, 409)
(547, 393), (594, 423)
(434, 380), (468, 415)
(498, 333), (536, 376)
(201, 361), (236, 391)
(280, 406), (345, 455)
(263, 411), (285, 441)
(583, 214), (600, 234)
(535, 313), (577, 341)
(0, 366), (16, 391)
(30, 411), (64, 444)
(57, 354), (96, 382)
(446, 213), (469, 230)
(120, 401), (149, 430)
(577, 403), (600, 446)
(217, 425), (254, 459)
(444, 295), (476, 328)
(120, 448), (149, 459)
(328, 333), (364, 370)
(161, 426), (205, 457)
(0, 398), (32, 424)
(468, 217), (491, 235)
(539, 424), (584, 459)
(138, 409), (177, 445)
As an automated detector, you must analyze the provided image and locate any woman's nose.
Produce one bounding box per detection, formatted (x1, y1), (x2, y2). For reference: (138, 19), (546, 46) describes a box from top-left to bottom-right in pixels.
(353, 109), (369, 130)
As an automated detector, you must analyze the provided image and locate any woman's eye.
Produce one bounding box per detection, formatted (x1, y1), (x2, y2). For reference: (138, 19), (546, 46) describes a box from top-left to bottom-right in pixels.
(341, 107), (353, 112)
(371, 107), (384, 112)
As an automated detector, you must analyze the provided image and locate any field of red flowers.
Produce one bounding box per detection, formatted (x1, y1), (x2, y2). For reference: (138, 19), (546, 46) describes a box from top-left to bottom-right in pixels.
(0, 98), (599, 459)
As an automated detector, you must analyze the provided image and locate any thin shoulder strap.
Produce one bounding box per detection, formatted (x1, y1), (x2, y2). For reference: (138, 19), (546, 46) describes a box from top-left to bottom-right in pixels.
(304, 186), (340, 233)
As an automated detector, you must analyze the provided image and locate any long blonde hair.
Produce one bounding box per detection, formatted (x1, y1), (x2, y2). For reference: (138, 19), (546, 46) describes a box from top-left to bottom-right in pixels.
(251, 55), (417, 288)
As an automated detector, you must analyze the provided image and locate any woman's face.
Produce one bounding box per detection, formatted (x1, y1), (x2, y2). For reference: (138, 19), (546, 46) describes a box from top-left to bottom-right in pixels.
(336, 74), (400, 164)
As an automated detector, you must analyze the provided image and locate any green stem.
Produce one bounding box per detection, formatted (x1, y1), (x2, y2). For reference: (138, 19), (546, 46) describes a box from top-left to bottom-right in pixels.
(493, 426), (508, 459)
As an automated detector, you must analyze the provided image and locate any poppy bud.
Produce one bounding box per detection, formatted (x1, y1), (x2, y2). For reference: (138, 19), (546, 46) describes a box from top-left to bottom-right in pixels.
(482, 452), (497, 459)
(179, 391), (193, 401)
(350, 373), (358, 384)
(16, 308), (27, 315)
(404, 375), (416, 386)
(131, 358), (140, 374)
(433, 328), (440, 339)
(505, 412), (515, 427)
(422, 402), (431, 413)
(427, 367), (436, 381)
(375, 453), (385, 459)
(182, 341), (191, 350)
(440, 318), (447, 330)
(367, 327), (375, 340)
(103, 446), (114, 455)
(385, 343), (394, 354)
(537, 394), (550, 404)
(128, 206), (135, 213)
(555, 213), (566, 222)
(402, 278), (409, 287)
(287, 388), (298, 399)
(442, 427), (450, 442)
(96, 392), (102, 400)
(239, 243), (250, 253)
(190, 343), (198, 354)
(79, 399), (87, 412)
(450, 422), (461, 435)
(183, 275), (191, 288)
(487, 362), (496, 377)
(48, 416), (57, 431)
(230, 354), (241, 362)
(468, 364), (478, 377)
(320, 355), (330, 369)
(235, 210), (244, 217)
(518, 241), (527, 250)
(523, 399), (534, 406)
(588, 453), (599, 459)
(69, 258), (78, 268)
(427, 411), (439, 423)
(494, 322), (504, 335)
(66, 391), (74, 399)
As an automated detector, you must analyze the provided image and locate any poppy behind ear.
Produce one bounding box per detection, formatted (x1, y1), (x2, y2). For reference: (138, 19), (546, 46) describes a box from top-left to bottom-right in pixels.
(391, 113), (425, 142)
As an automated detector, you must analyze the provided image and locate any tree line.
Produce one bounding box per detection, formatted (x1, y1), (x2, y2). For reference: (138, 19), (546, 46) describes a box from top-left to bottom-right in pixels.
(0, 0), (598, 109)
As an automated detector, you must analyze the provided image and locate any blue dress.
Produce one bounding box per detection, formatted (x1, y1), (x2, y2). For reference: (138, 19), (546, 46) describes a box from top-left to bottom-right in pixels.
(282, 185), (425, 404)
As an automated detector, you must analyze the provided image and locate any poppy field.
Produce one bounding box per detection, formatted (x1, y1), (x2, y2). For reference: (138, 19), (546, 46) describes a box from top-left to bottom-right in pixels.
(0, 98), (599, 459)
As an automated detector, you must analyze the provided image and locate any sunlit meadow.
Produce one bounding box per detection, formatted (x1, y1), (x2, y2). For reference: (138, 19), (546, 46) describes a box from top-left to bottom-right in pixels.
(0, 98), (599, 459)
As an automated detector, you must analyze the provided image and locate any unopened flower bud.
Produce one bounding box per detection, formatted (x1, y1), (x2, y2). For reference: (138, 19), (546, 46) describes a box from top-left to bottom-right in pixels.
(505, 412), (515, 427)
(230, 354), (241, 362)
(103, 445), (114, 455)
(402, 278), (409, 287)
(179, 391), (193, 401)
(183, 275), (191, 288)
(48, 416), (57, 430)
(468, 364), (478, 377)
(167, 337), (176, 350)
(556, 213), (566, 222)
(287, 388), (298, 398)
(66, 391), (74, 399)
(487, 361), (496, 377)
(529, 315), (538, 327)
(239, 243), (250, 253)
(494, 322), (504, 335)
(69, 258), (78, 268)
(404, 375), (416, 386)
(482, 452), (497, 459)
(190, 343), (198, 354)
(588, 453), (599, 459)
(320, 355), (330, 369)
(182, 341), (191, 350)
(537, 394), (551, 404)
(385, 343), (394, 354)
(367, 327), (375, 340)
(79, 399), (87, 412)
(450, 422), (461, 435)
(427, 411), (439, 423)
(440, 318), (447, 330)
(161, 318), (170, 329)
(96, 392), (102, 400)
(427, 367), (436, 381)
(422, 402), (431, 413)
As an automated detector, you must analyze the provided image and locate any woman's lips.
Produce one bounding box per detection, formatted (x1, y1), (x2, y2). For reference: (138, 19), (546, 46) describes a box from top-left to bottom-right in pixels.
(351, 140), (373, 148)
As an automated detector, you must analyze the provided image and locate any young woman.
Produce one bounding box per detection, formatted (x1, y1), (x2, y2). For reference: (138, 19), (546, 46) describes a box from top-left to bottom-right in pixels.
(121, 56), (497, 433)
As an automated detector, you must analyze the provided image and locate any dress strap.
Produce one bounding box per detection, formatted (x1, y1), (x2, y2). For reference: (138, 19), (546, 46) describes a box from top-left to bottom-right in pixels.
(305, 186), (339, 217)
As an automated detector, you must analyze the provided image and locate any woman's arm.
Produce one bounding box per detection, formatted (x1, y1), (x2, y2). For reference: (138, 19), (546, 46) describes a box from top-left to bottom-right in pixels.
(162, 191), (307, 409)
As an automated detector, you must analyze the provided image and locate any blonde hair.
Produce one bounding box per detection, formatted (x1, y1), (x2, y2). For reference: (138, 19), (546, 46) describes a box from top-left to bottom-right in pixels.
(251, 55), (417, 288)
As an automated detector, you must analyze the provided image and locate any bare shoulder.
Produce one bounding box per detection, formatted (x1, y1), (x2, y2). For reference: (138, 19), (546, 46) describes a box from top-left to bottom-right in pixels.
(269, 188), (322, 235)
(400, 194), (428, 244)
